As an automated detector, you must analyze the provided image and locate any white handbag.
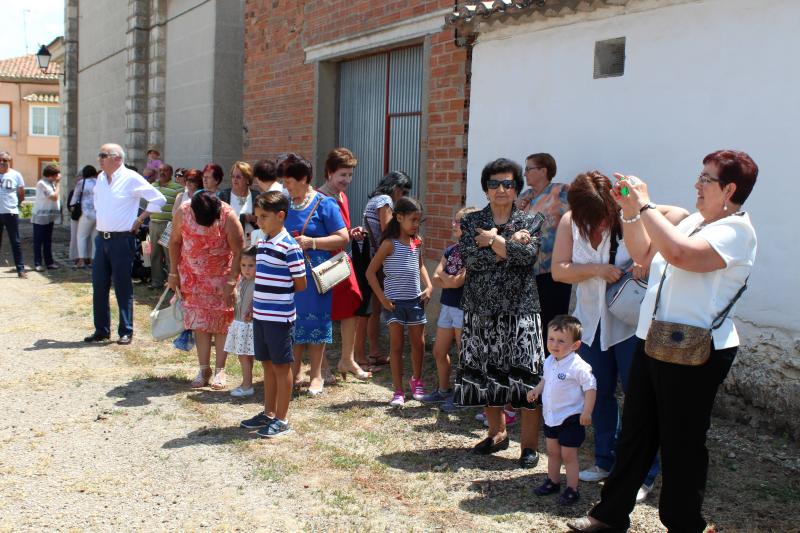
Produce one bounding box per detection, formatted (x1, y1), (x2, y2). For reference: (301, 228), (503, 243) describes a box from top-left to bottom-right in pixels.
(310, 251), (352, 294)
(606, 272), (647, 326)
(150, 288), (185, 341)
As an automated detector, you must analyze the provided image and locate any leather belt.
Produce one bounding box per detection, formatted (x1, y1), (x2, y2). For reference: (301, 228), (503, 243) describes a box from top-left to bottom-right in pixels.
(100, 231), (133, 239)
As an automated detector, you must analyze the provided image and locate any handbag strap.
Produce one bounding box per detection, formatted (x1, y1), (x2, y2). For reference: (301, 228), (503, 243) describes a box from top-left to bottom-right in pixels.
(651, 219), (749, 330)
(155, 287), (179, 311)
(608, 229), (620, 265)
(300, 194), (323, 264)
(75, 178), (85, 206)
(300, 194), (322, 237)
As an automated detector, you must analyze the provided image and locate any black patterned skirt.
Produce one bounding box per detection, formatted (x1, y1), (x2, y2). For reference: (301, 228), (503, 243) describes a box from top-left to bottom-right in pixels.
(453, 312), (544, 409)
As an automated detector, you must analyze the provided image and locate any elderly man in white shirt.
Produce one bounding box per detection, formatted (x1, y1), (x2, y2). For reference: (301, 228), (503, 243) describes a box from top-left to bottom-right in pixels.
(84, 143), (166, 345)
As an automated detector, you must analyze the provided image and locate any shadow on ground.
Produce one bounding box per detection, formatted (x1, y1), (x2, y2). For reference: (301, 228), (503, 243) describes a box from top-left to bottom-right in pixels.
(377, 446), (526, 474)
(24, 338), (94, 351)
(106, 375), (187, 407)
(162, 425), (260, 448)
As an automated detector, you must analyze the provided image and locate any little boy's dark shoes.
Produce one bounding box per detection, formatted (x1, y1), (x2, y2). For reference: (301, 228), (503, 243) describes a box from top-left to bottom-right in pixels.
(519, 447), (539, 468)
(534, 478), (561, 496)
(558, 487), (580, 506)
(473, 435), (509, 455)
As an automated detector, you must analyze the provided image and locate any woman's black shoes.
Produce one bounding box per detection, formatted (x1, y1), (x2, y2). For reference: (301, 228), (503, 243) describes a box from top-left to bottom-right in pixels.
(473, 435), (510, 455)
(519, 447), (539, 468)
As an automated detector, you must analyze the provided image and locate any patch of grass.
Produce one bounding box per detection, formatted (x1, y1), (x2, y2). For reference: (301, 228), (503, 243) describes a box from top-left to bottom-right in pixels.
(752, 482), (800, 503)
(253, 457), (298, 482)
(355, 430), (385, 446)
(325, 489), (360, 512)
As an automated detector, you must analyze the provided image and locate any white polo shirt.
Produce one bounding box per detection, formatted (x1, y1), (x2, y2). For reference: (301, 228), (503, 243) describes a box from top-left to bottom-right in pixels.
(541, 351), (597, 427)
(94, 165), (166, 232)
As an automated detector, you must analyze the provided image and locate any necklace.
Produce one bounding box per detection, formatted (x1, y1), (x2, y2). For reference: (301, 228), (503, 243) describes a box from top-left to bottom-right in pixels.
(291, 189), (314, 210)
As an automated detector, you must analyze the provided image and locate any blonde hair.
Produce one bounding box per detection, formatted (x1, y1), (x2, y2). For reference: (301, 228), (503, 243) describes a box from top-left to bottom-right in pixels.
(229, 161), (254, 186)
(455, 206), (479, 220)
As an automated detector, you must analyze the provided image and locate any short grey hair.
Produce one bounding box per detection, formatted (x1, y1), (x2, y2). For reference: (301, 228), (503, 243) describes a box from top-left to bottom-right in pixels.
(0, 151), (10, 159)
(110, 145), (126, 162)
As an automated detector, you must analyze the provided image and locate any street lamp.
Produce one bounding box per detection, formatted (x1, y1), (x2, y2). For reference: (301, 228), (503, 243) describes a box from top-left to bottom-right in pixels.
(35, 45), (52, 72)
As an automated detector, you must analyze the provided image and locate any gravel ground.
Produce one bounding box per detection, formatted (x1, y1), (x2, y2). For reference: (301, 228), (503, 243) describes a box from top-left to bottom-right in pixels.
(0, 222), (797, 532)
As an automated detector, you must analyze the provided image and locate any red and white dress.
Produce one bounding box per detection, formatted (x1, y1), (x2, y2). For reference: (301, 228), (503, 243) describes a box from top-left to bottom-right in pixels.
(178, 202), (235, 333)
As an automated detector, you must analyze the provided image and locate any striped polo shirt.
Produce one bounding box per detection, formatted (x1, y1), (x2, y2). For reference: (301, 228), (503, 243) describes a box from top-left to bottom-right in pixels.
(253, 228), (306, 323)
(383, 238), (422, 301)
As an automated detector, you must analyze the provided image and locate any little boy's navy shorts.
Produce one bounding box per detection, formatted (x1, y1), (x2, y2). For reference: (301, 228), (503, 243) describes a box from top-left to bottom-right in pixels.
(543, 413), (585, 448)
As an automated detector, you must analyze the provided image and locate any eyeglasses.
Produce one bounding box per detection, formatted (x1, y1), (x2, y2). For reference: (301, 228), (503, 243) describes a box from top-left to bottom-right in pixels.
(697, 172), (720, 185)
(487, 179), (516, 190)
(98, 152), (116, 159)
(0, 159), (10, 163)
(524, 166), (543, 173)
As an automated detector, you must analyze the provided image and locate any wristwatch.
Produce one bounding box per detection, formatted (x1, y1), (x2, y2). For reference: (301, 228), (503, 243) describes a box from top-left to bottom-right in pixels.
(488, 236), (496, 247)
(639, 202), (657, 213)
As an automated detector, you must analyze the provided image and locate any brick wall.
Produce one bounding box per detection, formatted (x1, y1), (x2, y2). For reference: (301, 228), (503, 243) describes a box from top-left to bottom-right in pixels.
(243, 0), (470, 259)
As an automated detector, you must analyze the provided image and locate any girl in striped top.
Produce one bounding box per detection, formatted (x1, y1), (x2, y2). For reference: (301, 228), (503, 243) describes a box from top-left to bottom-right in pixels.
(366, 197), (433, 407)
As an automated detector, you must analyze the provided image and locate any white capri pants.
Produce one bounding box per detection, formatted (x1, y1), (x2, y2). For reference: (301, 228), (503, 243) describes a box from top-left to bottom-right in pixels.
(76, 215), (97, 259)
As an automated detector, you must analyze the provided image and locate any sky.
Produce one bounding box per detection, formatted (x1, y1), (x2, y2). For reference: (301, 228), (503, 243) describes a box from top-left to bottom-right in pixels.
(0, 0), (65, 60)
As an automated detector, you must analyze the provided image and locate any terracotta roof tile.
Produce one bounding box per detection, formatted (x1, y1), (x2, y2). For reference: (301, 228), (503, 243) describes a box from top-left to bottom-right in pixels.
(446, 0), (629, 26)
(22, 93), (60, 103)
(0, 54), (61, 81)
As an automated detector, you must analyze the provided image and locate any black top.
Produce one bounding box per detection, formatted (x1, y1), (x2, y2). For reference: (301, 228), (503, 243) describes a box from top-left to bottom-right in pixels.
(459, 204), (544, 316)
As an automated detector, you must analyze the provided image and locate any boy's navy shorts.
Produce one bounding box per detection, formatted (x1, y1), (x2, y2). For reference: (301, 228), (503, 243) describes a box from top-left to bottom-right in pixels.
(543, 413), (585, 448)
(253, 319), (294, 365)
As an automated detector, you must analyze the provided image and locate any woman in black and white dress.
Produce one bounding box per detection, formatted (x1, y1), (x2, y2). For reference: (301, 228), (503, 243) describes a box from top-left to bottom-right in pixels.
(453, 158), (546, 463)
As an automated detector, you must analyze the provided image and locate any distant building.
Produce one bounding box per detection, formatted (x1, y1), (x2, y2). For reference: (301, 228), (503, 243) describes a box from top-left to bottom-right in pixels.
(0, 51), (62, 186)
(62, 0), (244, 183)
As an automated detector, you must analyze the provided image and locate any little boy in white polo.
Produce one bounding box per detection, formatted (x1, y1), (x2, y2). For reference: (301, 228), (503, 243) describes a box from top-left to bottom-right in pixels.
(528, 314), (596, 506)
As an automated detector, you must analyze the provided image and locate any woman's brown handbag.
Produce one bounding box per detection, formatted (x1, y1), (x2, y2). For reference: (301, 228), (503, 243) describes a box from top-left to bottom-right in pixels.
(645, 265), (748, 366)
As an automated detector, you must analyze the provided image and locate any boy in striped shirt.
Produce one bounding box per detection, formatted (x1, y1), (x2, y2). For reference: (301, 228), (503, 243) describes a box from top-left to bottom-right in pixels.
(240, 191), (306, 438)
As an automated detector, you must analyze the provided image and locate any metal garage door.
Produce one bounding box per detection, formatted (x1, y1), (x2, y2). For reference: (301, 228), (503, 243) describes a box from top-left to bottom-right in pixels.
(338, 46), (423, 226)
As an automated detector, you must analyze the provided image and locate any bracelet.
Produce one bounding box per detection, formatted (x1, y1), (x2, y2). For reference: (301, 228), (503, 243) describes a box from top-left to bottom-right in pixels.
(312, 238), (316, 250)
(620, 212), (641, 224)
(168, 273), (178, 278)
(488, 236), (496, 247)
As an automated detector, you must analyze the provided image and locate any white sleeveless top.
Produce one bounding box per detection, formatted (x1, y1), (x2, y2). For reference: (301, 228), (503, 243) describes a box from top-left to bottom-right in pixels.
(571, 222), (636, 351)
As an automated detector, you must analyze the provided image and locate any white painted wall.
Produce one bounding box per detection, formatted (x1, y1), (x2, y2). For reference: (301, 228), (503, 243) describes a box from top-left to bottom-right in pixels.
(467, 0), (800, 333)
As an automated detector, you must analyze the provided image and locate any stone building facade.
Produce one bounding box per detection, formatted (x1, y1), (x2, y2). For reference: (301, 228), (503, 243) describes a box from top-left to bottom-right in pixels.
(62, 0), (245, 185)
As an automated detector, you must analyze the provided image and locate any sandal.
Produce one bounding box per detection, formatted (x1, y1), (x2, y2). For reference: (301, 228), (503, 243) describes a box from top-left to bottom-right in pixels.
(210, 368), (227, 390)
(337, 363), (373, 381)
(191, 366), (212, 388)
(368, 353), (390, 366)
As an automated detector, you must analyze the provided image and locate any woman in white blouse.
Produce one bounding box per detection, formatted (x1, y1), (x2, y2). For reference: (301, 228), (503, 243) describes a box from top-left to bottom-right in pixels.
(552, 172), (688, 502)
(569, 151), (758, 533)
(31, 164), (62, 271)
(69, 165), (98, 268)
(219, 161), (259, 244)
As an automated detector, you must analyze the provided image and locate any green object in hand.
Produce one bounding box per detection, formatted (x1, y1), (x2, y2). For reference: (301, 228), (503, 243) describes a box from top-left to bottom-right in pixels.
(621, 185), (629, 197)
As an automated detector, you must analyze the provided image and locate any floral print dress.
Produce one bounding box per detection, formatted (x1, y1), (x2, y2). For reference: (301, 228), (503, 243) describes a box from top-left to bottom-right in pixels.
(178, 202), (235, 334)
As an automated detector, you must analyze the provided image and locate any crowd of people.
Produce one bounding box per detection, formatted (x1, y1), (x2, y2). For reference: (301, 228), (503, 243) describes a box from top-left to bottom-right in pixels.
(0, 142), (758, 533)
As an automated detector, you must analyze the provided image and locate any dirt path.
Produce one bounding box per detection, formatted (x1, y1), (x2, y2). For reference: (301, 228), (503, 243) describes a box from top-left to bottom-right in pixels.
(0, 224), (798, 532)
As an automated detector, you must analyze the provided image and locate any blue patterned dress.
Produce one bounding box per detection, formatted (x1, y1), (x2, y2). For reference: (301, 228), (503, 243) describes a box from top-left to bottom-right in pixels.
(285, 191), (345, 344)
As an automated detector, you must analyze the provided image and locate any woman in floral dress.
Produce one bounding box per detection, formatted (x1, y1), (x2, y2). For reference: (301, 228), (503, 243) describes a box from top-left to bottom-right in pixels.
(168, 191), (244, 389)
